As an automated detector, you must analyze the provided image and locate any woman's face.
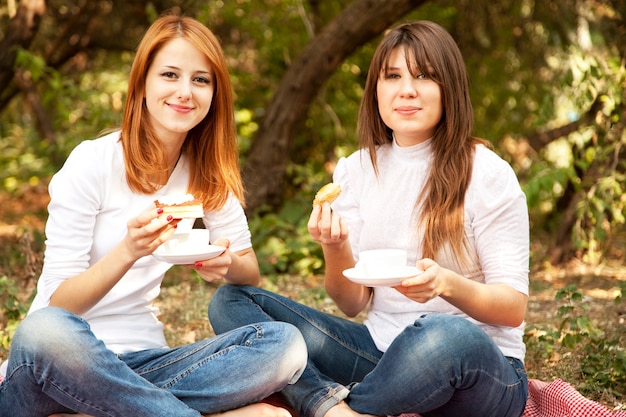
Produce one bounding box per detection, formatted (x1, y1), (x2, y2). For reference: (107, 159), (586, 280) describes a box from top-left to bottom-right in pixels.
(376, 46), (442, 147)
(145, 37), (214, 144)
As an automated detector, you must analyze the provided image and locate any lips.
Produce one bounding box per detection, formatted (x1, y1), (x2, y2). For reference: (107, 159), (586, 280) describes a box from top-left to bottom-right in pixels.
(167, 103), (194, 113)
(395, 106), (420, 116)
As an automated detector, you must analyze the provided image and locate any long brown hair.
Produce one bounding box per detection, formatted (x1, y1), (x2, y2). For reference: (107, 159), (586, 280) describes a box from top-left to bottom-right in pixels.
(120, 13), (244, 210)
(357, 21), (488, 263)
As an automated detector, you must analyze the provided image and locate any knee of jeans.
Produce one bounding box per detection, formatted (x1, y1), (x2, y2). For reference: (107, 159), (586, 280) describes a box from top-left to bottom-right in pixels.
(12, 307), (88, 356)
(271, 322), (307, 384)
(209, 284), (258, 324)
(405, 314), (487, 355)
(209, 284), (229, 307)
(209, 285), (243, 314)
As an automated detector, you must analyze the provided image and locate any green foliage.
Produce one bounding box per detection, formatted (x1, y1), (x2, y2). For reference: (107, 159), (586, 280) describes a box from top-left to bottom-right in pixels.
(520, 42), (626, 262)
(574, 173), (626, 264)
(566, 53), (626, 257)
(0, 275), (26, 323)
(0, 229), (44, 356)
(525, 284), (626, 397)
(523, 161), (575, 215)
(249, 196), (325, 279)
(2, 46), (131, 194)
(15, 49), (49, 83)
(0, 275), (28, 352)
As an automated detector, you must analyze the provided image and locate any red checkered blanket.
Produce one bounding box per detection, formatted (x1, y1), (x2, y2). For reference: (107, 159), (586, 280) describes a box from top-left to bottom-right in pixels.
(395, 379), (626, 417)
(521, 379), (625, 417)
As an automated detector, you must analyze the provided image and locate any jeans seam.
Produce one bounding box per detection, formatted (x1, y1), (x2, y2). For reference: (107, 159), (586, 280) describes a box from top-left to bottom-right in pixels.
(134, 324), (264, 387)
(251, 290), (379, 364)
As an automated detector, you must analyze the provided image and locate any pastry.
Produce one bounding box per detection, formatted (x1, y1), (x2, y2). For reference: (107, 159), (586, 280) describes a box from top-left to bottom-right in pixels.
(155, 193), (204, 219)
(313, 183), (342, 206)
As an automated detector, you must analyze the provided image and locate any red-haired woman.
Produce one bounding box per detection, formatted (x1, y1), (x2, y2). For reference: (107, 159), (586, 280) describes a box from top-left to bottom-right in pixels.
(0, 14), (305, 417)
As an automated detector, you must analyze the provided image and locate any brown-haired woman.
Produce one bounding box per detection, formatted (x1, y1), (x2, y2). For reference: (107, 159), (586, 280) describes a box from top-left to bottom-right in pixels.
(209, 20), (529, 417)
(0, 14), (305, 417)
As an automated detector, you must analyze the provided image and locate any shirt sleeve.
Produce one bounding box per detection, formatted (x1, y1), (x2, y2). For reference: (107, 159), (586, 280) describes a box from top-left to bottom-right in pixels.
(467, 147), (530, 295)
(35, 141), (105, 307)
(331, 156), (366, 260)
(201, 194), (253, 253)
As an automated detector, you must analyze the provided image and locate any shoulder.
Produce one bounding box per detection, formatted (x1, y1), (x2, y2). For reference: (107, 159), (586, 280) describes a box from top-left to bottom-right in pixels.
(70, 130), (120, 155)
(343, 148), (372, 168)
(340, 146), (387, 177)
(62, 131), (121, 167)
(334, 149), (375, 190)
(473, 144), (509, 168)
(471, 144), (519, 186)
(50, 131), (122, 192)
(467, 144), (526, 211)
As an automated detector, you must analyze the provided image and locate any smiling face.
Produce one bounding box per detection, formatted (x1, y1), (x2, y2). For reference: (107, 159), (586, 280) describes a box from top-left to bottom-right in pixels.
(376, 46), (443, 147)
(144, 37), (215, 144)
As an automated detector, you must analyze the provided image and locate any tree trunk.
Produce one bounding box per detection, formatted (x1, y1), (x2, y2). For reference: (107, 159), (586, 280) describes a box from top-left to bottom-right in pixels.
(0, 0), (46, 96)
(242, 0), (426, 215)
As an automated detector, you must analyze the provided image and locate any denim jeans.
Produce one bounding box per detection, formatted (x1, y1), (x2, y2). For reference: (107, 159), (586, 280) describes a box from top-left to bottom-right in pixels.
(208, 285), (528, 417)
(0, 306), (307, 417)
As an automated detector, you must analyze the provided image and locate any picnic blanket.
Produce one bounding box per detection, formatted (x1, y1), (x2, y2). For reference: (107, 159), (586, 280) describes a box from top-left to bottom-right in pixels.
(395, 378), (626, 417)
(521, 378), (625, 417)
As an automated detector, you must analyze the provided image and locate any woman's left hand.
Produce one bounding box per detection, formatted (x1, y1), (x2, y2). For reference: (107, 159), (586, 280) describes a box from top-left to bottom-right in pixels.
(394, 258), (528, 327)
(393, 258), (447, 303)
(189, 238), (232, 283)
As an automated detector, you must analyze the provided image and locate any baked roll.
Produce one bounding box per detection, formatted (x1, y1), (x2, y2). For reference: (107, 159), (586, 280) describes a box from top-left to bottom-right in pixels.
(313, 183), (342, 206)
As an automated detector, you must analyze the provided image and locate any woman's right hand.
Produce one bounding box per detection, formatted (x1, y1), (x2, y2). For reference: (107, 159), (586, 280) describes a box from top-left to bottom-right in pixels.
(308, 203), (370, 317)
(122, 207), (180, 261)
(307, 203), (348, 245)
(49, 206), (179, 315)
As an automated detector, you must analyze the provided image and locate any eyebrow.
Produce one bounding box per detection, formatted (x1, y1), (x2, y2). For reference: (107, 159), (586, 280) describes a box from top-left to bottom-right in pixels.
(162, 65), (212, 75)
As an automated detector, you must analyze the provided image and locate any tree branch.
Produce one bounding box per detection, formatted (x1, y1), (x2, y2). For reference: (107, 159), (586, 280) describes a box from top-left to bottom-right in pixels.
(243, 0), (426, 214)
(524, 96), (604, 152)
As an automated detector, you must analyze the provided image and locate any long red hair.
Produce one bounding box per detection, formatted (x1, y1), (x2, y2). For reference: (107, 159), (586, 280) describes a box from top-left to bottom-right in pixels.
(120, 13), (244, 210)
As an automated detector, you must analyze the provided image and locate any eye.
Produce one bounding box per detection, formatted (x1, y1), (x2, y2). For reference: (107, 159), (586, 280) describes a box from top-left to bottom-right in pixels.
(416, 73), (427, 80)
(193, 76), (211, 84)
(161, 71), (178, 79)
(383, 72), (401, 80)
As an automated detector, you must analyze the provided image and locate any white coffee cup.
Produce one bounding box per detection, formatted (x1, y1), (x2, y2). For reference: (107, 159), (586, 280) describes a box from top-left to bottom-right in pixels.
(165, 229), (210, 253)
(356, 249), (407, 277)
(175, 218), (195, 234)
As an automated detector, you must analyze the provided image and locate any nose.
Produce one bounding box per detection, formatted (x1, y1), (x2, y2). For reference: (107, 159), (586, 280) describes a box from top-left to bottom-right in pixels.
(399, 78), (418, 97)
(177, 82), (192, 101)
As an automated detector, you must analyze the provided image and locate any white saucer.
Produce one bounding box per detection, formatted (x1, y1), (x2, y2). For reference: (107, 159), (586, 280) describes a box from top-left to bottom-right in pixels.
(153, 230), (225, 264)
(153, 244), (226, 265)
(342, 266), (422, 287)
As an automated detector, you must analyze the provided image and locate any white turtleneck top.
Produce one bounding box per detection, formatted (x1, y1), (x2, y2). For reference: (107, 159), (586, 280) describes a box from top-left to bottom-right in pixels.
(331, 138), (529, 361)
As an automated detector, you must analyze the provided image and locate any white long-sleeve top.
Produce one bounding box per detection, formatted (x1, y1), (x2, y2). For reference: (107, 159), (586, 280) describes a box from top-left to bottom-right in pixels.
(331, 138), (529, 360)
(27, 131), (253, 354)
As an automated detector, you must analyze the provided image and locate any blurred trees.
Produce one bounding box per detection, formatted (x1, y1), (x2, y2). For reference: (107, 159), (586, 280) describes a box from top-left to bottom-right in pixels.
(0, 0), (624, 265)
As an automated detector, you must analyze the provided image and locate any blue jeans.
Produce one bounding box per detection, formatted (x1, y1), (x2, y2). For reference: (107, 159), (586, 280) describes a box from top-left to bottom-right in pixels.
(0, 306), (307, 417)
(209, 285), (528, 417)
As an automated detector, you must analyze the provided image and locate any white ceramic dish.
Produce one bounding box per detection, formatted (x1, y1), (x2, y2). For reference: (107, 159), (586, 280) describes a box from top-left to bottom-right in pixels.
(342, 266), (422, 287)
(152, 229), (225, 265)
